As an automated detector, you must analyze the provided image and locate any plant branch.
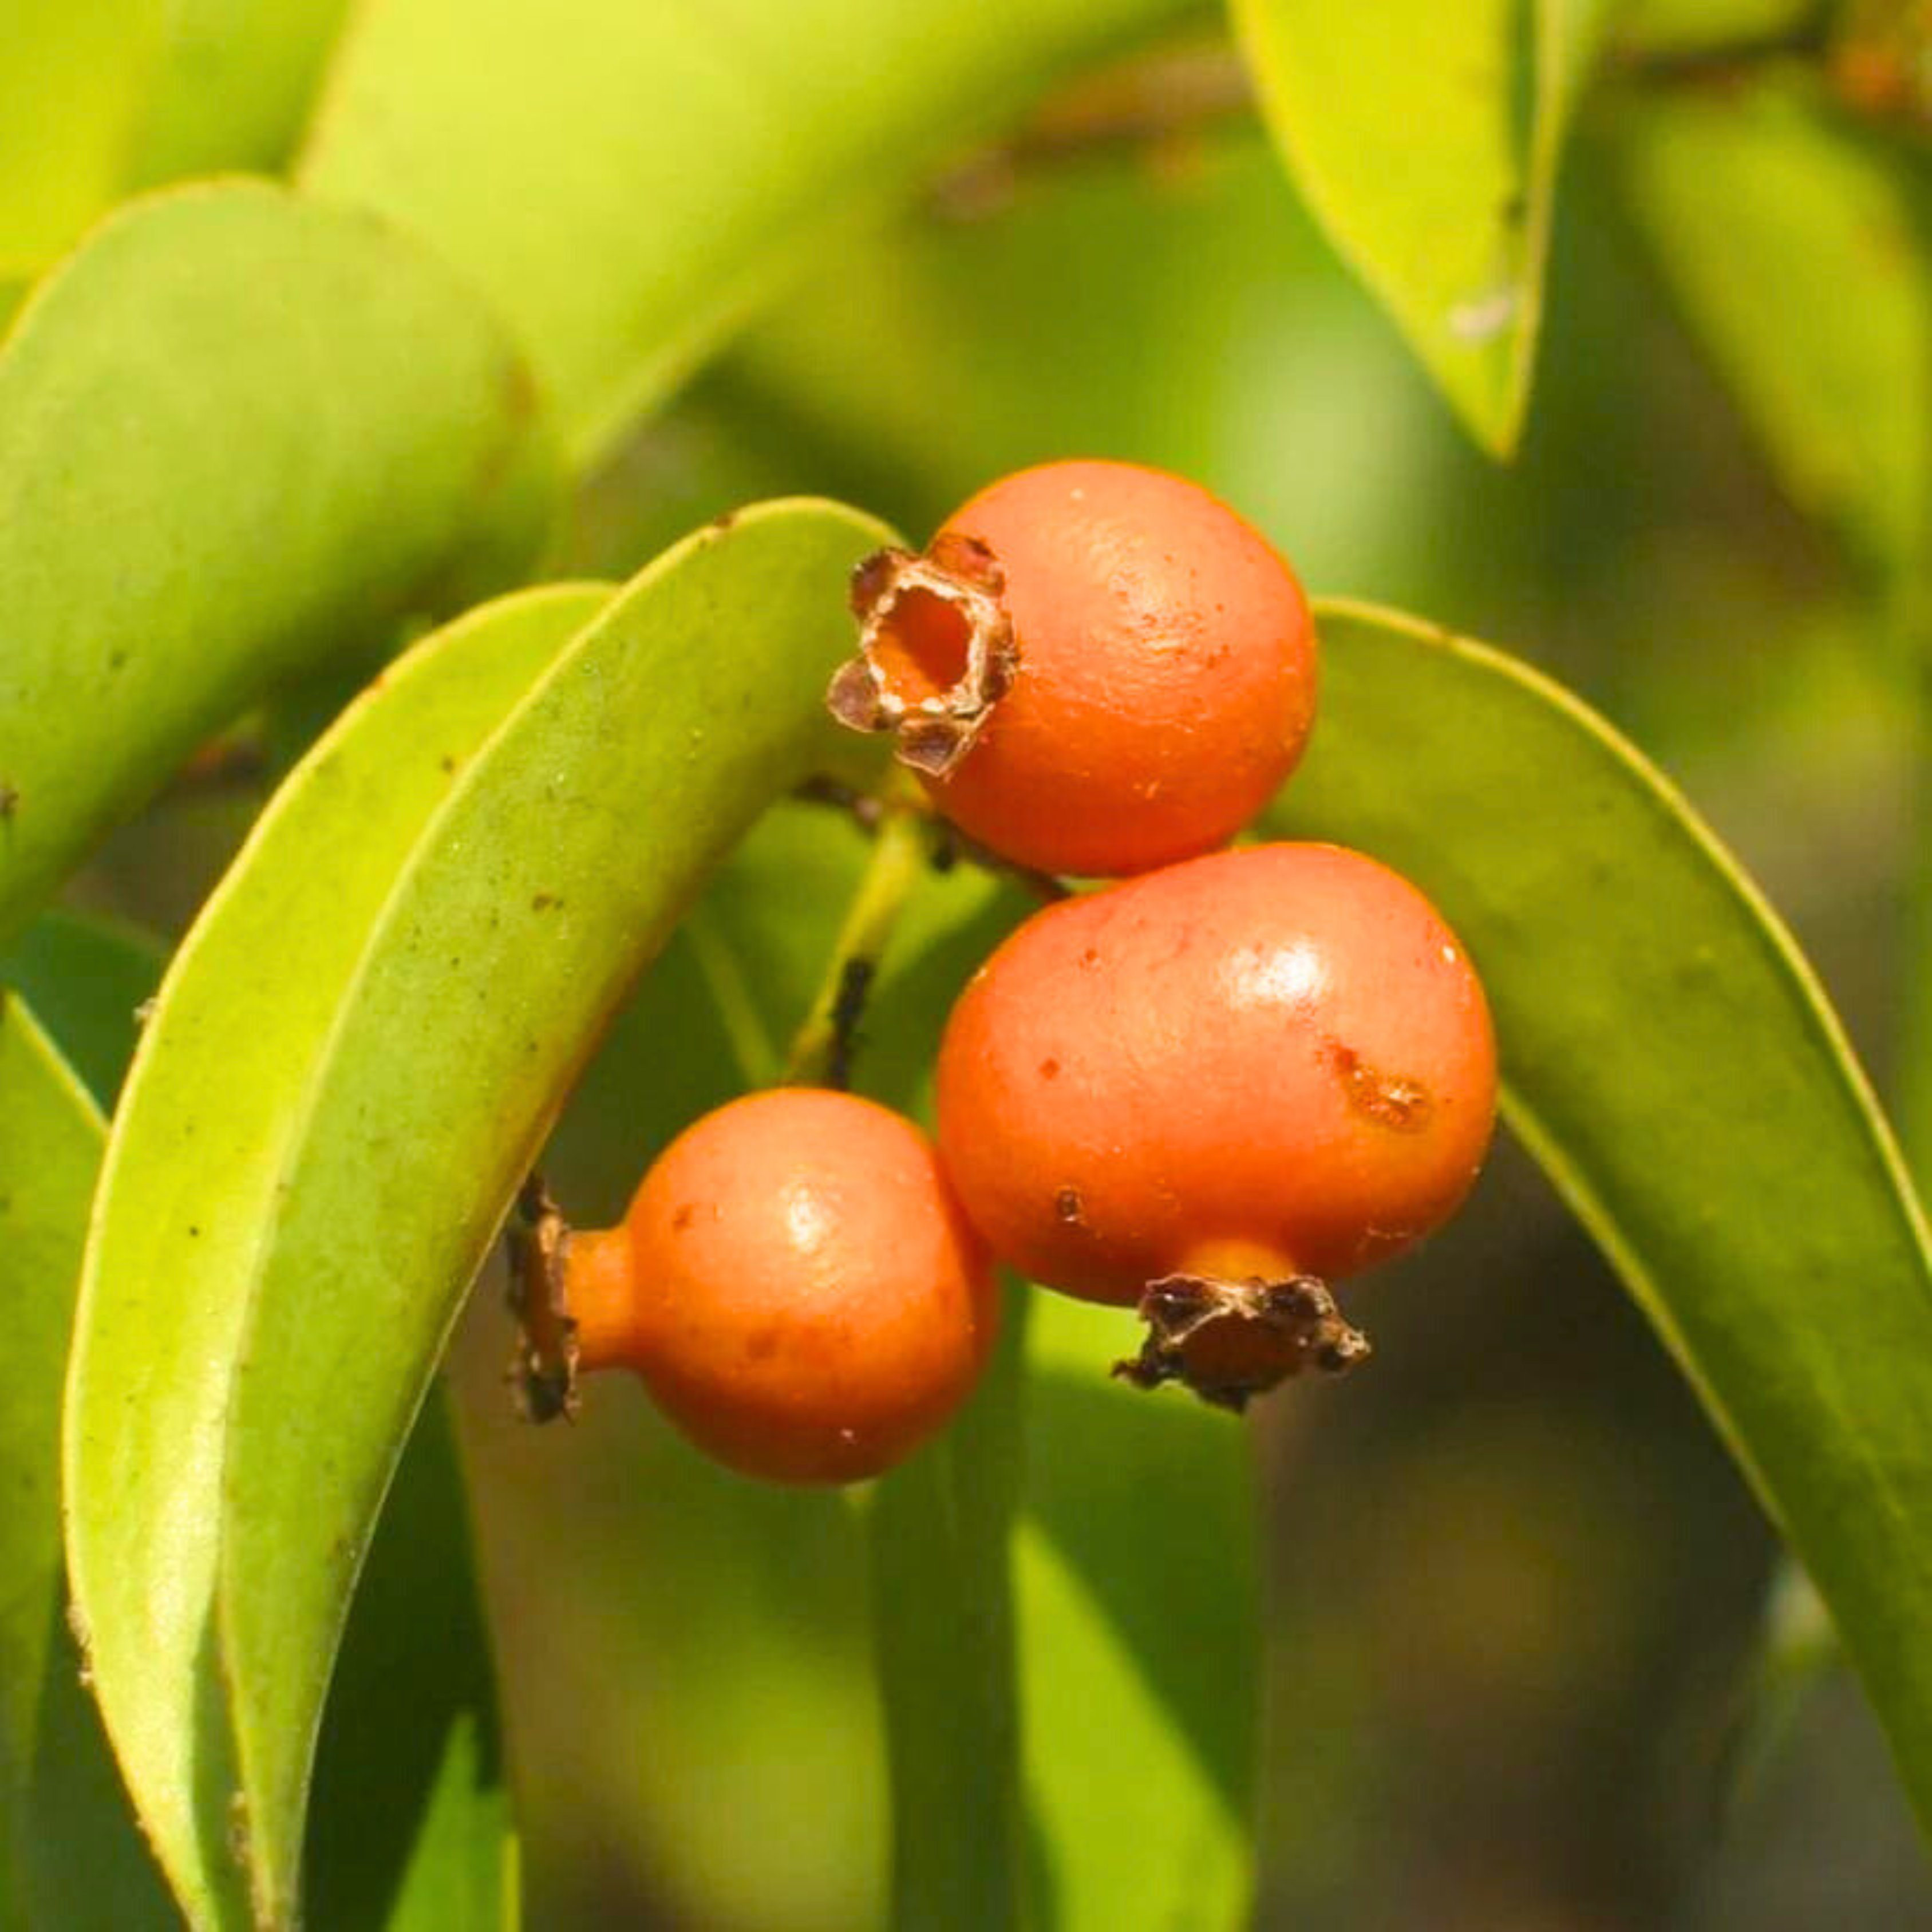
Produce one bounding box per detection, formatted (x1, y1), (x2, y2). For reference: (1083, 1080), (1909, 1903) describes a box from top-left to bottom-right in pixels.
(783, 798), (935, 1089)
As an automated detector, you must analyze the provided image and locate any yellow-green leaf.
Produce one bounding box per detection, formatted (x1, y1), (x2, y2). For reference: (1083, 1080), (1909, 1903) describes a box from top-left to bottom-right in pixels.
(0, 181), (559, 950)
(299, 0), (1200, 459)
(1231, 0), (1610, 454)
(0, 995), (173, 1930)
(1273, 599), (1932, 1838)
(67, 584), (610, 1928)
(0, 0), (164, 275)
(1617, 78), (1932, 571)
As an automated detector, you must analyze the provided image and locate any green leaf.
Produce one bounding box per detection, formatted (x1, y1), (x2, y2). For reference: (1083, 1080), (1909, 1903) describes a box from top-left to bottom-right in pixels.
(1271, 598), (1932, 1840)
(205, 503), (885, 1926)
(1, 910), (164, 1109)
(67, 583), (612, 1929)
(0, 995), (175, 1930)
(128, 0), (355, 186)
(0, 0), (164, 275)
(867, 1282), (1029, 1930)
(298, 0), (1200, 459)
(1611, 0), (1820, 56)
(0, 180), (559, 951)
(1615, 78), (1932, 571)
(305, 1394), (514, 1932)
(1231, 0), (1610, 455)
(1019, 1296), (1258, 1929)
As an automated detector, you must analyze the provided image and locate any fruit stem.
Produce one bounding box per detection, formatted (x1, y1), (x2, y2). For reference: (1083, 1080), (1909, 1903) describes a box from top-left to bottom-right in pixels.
(783, 785), (935, 1088)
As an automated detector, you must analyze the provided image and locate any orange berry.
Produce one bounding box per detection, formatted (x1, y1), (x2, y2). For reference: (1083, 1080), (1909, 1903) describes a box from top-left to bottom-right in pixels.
(828, 459), (1315, 876)
(934, 844), (1496, 1404)
(563, 1089), (997, 1484)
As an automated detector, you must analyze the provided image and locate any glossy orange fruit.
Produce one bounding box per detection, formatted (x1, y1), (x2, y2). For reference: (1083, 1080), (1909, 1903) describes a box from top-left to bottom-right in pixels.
(934, 843), (1496, 1402)
(829, 459), (1316, 877)
(559, 1088), (997, 1483)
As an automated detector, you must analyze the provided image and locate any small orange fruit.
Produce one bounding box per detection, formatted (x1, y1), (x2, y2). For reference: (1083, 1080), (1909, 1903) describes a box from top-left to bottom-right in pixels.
(828, 459), (1316, 877)
(516, 1089), (997, 1483)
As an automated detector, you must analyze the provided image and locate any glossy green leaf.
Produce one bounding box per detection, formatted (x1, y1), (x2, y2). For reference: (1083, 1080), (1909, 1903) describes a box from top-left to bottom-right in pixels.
(1019, 1296), (1257, 1929)
(1231, 0), (1610, 455)
(868, 1283), (1029, 1930)
(0, 997), (173, 1930)
(0, 0), (164, 274)
(298, 0), (1199, 458)
(128, 0), (354, 186)
(207, 504), (887, 1925)
(1271, 599), (1932, 1838)
(68, 584), (612, 1929)
(1616, 79), (1932, 570)
(305, 1394), (513, 1932)
(1, 910), (164, 1109)
(0, 180), (559, 951)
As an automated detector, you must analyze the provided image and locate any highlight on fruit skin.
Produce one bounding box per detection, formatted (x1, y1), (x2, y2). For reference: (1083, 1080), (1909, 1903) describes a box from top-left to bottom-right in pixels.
(934, 841), (1498, 1408)
(508, 1088), (998, 1483)
(825, 457), (1317, 879)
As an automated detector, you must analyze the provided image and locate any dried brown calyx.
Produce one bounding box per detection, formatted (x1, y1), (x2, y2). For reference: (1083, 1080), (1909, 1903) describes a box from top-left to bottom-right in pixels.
(1113, 1273), (1370, 1412)
(825, 533), (1019, 778)
(504, 1174), (580, 1423)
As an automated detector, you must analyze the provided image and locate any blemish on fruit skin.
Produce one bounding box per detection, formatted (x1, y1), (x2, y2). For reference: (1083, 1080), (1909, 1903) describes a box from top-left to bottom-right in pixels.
(1055, 1186), (1084, 1225)
(671, 1203), (696, 1231)
(1038, 1056), (1061, 1080)
(1329, 1041), (1433, 1132)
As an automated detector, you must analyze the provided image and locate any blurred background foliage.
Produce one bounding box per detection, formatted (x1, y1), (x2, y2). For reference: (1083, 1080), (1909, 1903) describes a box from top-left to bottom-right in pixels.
(38, 5), (1932, 1927)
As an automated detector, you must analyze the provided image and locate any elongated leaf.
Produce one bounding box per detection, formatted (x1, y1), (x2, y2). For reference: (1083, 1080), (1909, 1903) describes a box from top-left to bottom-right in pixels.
(868, 1283), (1029, 1930)
(306, 1395), (513, 1932)
(1019, 1296), (1257, 1930)
(206, 505), (886, 1925)
(1617, 78), (1932, 571)
(1270, 599), (1932, 1838)
(1, 910), (164, 1109)
(0, 0), (163, 274)
(1231, 0), (1610, 454)
(67, 584), (611, 1929)
(0, 997), (173, 1929)
(0, 180), (558, 950)
(128, 0), (354, 186)
(299, 0), (1198, 457)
